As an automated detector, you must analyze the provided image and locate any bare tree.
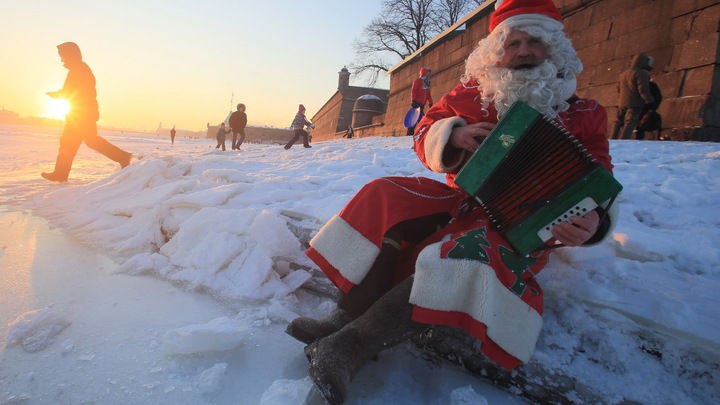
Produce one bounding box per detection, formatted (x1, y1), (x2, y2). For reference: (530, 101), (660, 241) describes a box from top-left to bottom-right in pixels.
(434, 0), (479, 29)
(351, 0), (435, 86)
(350, 0), (484, 85)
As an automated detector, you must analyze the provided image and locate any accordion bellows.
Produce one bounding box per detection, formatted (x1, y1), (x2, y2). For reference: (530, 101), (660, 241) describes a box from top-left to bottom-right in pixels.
(455, 101), (622, 256)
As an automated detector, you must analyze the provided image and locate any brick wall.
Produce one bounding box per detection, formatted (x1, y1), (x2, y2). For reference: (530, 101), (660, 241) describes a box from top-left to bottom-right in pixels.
(323, 0), (720, 142)
(312, 92), (344, 141)
(566, 0), (720, 140)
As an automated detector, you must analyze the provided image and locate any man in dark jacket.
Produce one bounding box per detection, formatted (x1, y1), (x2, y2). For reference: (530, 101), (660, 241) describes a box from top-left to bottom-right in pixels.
(610, 53), (655, 140)
(229, 103), (247, 150)
(42, 42), (132, 182)
(636, 80), (662, 140)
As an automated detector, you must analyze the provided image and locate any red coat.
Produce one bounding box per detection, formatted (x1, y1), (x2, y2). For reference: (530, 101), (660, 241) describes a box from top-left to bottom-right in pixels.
(411, 77), (433, 106)
(413, 82), (613, 191)
(306, 82), (615, 371)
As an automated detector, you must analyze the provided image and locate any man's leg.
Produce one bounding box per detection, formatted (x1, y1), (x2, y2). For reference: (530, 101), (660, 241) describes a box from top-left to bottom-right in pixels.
(305, 276), (426, 405)
(620, 108), (642, 140)
(42, 122), (85, 181)
(83, 124), (132, 168)
(238, 130), (246, 148)
(610, 107), (626, 139)
(285, 130), (301, 149)
(302, 130), (312, 148)
(286, 241), (399, 344)
(286, 212), (450, 344)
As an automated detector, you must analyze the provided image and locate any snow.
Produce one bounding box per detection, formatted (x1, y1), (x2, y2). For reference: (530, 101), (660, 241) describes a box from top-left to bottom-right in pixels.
(357, 94), (384, 101)
(1, 124), (718, 404)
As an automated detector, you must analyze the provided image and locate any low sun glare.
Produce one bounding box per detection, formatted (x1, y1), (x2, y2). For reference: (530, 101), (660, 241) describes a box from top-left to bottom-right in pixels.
(43, 98), (70, 120)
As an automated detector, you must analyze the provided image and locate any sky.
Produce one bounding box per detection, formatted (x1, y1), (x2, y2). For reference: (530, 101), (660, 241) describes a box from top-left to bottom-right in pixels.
(0, 126), (717, 404)
(0, 0), (389, 132)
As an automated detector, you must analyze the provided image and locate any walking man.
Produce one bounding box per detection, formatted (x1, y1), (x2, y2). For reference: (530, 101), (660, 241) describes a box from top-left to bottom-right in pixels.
(610, 53), (655, 140)
(43, 42), (132, 182)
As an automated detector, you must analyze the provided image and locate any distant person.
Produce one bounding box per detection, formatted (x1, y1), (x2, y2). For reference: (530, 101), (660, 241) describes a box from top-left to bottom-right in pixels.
(407, 67), (433, 135)
(229, 103), (247, 150)
(343, 124), (354, 139)
(636, 79), (662, 140)
(284, 104), (314, 149)
(42, 42), (132, 182)
(215, 122), (229, 151)
(610, 53), (655, 140)
(170, 126), (176, 145)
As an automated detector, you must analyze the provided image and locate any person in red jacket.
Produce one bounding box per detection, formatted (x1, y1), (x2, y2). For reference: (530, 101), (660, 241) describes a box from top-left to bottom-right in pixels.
(42, 42), (132, 182)
(287, 1), (618, 403)
(407, 67), (434, 135)
(411, 67), (434, 110)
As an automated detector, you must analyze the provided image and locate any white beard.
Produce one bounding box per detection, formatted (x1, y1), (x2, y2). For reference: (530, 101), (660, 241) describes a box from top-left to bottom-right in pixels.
(477, 59), (575, 119)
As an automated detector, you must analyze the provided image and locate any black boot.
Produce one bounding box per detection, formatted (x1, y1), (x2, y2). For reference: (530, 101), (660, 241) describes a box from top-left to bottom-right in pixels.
(305, 277), (426, 405)
(285, 308), (353, 345)
(286, 243), (400, 344)
(42, 151), (73, 182)
(41, 171), (68, 182)
(119, 152), (132, 168)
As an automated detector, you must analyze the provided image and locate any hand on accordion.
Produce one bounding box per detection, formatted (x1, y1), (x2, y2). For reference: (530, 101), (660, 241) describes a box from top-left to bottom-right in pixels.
(450, 122), (495, 153)
(550, 210), (600, 247)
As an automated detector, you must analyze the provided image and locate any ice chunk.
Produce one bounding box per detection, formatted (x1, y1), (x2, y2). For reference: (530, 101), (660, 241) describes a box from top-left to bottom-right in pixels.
(451, 385), (488, 405)
(6, 307), (70, 353)
(197, 362), (227, 394)
(260, 377), (314, 405)
(162, 316), (246, 355)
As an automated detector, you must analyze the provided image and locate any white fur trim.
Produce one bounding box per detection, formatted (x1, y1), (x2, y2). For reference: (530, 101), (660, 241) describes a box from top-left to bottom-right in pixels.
(495, 14), (563, 33)
(308, 215), (380, 284)
(410, 241), (543, 362)
(424, 116), (469, 173)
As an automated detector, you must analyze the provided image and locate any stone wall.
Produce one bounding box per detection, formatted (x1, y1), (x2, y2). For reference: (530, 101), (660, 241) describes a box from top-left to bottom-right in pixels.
(565, 0), (720, 141)
(328, 0), (720, 142)
(312, 92), (345, 141)
(310, 85), (390, 142)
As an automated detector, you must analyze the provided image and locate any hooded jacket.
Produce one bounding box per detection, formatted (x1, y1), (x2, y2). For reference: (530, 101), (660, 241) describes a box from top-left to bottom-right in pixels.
(52, 42), (100, 122)
(229, 110), (247, 132)
(617, 53), (655, 109)
(411, 67), (433, 107)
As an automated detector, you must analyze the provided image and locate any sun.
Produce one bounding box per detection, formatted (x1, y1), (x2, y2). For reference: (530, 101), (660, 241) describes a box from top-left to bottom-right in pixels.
(43, 98), (71, 120)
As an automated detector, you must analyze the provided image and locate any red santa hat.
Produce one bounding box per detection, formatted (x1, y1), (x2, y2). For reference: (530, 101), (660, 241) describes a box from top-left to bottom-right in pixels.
(490, 0), (563, 33)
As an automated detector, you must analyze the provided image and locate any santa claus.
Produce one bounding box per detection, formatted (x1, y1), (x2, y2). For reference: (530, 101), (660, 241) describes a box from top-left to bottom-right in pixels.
(288, 1), (618, 404)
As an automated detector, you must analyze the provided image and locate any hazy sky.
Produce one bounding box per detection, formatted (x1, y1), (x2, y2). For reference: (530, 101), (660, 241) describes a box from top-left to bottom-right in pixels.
(1, 0), (388, 131)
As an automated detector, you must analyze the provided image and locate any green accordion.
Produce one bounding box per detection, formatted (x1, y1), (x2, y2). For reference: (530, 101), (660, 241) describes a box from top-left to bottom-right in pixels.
(454, 101), (623, 256)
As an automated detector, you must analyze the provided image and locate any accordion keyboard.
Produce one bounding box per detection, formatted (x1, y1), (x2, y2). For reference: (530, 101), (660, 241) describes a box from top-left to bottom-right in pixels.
(536, 196), (597, 242)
